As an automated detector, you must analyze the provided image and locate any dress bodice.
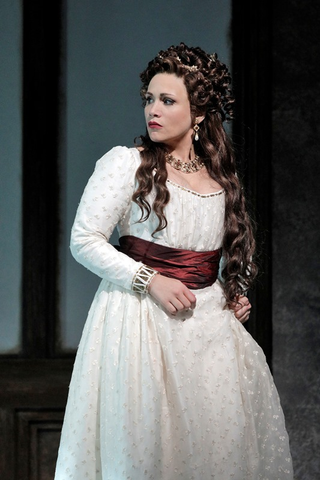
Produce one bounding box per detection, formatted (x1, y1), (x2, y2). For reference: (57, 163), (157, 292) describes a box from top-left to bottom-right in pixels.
(70, 146), (225, 291)
(118, 148), (225, 252)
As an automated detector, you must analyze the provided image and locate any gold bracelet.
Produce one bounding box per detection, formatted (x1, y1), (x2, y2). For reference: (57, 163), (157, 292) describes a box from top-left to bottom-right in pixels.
(132, 264), (158, 294)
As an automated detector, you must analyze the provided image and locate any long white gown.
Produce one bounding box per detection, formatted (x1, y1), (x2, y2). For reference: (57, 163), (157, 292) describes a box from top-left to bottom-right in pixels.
(54, 146), (293, 480)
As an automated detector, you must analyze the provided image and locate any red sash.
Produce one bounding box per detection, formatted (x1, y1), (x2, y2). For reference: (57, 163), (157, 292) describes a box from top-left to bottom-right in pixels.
(116, 235), (221, 290)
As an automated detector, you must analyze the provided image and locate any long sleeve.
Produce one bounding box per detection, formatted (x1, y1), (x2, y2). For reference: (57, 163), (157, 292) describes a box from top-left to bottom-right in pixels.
(70, 146), (144, 291)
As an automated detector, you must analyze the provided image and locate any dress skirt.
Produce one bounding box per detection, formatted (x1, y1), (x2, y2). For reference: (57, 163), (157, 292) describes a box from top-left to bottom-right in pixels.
(54, 146), (293, 479)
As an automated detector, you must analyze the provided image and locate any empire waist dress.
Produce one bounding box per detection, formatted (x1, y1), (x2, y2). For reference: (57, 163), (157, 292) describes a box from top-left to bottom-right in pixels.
(54, 146), (293, 480)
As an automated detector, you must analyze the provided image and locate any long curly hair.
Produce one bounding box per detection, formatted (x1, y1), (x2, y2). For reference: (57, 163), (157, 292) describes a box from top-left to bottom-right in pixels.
(132, 42), (257, 303)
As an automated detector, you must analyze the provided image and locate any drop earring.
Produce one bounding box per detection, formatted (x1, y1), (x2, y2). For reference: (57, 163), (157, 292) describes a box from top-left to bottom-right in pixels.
(193, 122), (200, 141)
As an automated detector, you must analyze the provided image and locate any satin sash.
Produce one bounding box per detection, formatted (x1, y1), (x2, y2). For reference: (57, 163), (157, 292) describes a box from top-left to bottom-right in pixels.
(116, 235), (221, 289)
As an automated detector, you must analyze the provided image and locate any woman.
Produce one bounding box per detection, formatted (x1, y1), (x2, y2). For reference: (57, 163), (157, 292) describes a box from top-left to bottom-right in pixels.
(55, 43), (293, 479)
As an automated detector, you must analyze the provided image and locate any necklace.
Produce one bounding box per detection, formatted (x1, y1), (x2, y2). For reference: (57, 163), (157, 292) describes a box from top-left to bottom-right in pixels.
(165, 152), (204, 174)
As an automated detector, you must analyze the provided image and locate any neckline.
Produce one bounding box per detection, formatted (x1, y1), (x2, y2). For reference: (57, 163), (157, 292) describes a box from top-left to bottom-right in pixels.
(167, 178), (224, 198)
(132, 148), (224, 198)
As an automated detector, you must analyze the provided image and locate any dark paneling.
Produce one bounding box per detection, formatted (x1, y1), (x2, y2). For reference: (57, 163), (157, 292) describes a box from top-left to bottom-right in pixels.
(1, 2), (70, 479)
(22, 0), (62, 358)
(0, 408), (14, 475)
(0, 3), (70, 478)
(272, 1), (320, 477)
(0, 359), (72, 480)
(17, 410), (63, 480)
(232, 0), (273, 364)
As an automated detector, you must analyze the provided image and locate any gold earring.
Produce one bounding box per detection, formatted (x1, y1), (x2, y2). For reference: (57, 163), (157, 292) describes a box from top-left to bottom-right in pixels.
(193, 122), (200, 141)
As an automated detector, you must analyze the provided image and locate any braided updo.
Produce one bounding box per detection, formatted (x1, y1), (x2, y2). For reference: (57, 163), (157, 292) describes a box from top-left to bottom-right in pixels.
(133, 43), (257, 303)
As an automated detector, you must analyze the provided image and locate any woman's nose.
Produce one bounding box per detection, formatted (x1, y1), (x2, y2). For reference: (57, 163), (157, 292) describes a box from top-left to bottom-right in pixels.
(148, 101), (160, 117)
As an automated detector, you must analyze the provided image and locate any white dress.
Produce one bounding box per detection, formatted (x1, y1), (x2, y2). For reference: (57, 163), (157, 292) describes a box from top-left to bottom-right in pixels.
(55, 146), (293, 480)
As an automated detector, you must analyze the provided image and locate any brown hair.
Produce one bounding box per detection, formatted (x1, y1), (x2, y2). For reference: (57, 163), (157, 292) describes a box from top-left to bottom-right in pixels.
(133, 42), (257, 303)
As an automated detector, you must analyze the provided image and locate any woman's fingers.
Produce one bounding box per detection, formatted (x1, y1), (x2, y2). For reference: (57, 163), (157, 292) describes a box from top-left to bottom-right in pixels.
(170, 291), (196, 314)
(184, 289), (197, 310)
(169, 296), (187, 314)
(237, 309), (251, 323)
(231, 295), (251, 323)
(148, 274), (196, 315)
(149, 275), (251, 322)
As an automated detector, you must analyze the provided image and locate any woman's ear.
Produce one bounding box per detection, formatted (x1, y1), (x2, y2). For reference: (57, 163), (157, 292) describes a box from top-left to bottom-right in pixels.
(195, 115), (205, 125)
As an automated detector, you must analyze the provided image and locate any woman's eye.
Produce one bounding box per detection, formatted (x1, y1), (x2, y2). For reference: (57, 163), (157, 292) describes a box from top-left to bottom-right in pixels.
(163, 98), (174, 105)
(145, 96), (153, 105)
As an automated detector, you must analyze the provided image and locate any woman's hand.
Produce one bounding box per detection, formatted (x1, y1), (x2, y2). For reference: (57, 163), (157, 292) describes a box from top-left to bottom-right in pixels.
(230, 295), (251, 323)
(148, 274), (196, 316)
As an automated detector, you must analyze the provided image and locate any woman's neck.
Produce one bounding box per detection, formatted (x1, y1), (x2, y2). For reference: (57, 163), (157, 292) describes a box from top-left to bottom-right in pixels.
(166, 144), (196, 163)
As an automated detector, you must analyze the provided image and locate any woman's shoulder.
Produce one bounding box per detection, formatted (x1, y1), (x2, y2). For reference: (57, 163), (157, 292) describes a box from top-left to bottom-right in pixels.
(85, 146), (141, 192)
(100, 145), (141, 162)
(96, 145), (141, 172)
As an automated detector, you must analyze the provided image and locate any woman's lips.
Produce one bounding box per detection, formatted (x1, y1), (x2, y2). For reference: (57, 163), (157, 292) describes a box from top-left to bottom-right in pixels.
(148, 121), (162, 128)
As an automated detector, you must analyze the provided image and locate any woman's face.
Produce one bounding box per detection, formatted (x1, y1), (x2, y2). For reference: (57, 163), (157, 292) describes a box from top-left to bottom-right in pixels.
(144, 73), (193, 149)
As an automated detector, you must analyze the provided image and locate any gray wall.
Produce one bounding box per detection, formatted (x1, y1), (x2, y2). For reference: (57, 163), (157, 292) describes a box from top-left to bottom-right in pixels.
(0, 0), (22, 353)
(272, 1), (320, 478)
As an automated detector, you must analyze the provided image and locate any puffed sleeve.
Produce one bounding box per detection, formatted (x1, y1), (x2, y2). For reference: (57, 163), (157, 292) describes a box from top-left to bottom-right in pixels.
(70, 146), (144, 291)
